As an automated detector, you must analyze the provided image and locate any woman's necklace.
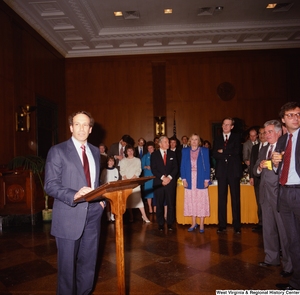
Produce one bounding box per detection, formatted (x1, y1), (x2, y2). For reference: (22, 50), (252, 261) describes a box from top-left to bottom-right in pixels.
(191, 147), (199, 152)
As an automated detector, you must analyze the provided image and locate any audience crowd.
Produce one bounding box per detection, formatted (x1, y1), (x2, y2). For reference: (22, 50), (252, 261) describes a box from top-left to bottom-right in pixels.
(96, 101), (300, 291)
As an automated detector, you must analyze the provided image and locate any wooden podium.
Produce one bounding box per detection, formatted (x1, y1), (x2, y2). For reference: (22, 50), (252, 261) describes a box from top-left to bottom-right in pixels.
(75, 176), (155, 295)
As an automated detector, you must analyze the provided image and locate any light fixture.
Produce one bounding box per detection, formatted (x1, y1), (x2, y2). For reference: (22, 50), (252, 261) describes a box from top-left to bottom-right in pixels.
(164, 9), (173, 14)
(266, 3), (277, 9)
(154, 116), (166, 136)
(16, 105), (36, 132)
(114, 11), (123, 17)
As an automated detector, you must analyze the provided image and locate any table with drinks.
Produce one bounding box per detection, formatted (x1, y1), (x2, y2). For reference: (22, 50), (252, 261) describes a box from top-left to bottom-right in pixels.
(176, 180), (258, 225)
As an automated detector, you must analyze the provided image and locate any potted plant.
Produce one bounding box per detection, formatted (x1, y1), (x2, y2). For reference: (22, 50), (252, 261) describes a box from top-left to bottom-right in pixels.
(8, 155), (52, 222)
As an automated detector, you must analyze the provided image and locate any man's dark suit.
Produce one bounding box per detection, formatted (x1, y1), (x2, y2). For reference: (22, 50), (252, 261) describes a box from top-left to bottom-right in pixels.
(100, 154), (108, 175)
(134, 146), (147, 159)
(276, 131), (300, 289)
(213, 132), (242, 230)
(45, 138), (103, 295)
(151, 149), (178, 227)
(249, 143), (262, 226)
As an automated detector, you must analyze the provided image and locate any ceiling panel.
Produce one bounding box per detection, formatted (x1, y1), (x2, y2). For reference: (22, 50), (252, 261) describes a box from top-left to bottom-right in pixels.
(4, 0), (300, 58)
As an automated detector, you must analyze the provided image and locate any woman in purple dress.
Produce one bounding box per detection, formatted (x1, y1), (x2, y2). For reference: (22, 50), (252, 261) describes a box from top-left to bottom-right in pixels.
(181, 134), (210, 233)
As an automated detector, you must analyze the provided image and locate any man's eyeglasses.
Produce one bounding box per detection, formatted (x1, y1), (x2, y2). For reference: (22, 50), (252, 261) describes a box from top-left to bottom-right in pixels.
(284, 113), (300, 119)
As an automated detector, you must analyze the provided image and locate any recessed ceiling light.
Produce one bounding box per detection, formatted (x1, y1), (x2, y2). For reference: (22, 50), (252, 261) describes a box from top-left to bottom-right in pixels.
(215, 6), (224, 11)
(114, 11), (123, 17)
(164, 9), (173, 14)
(266, 3), (277, 9)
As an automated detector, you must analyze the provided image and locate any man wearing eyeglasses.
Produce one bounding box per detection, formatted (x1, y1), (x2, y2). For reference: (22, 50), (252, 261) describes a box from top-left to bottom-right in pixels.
(272, 101), (300, 291)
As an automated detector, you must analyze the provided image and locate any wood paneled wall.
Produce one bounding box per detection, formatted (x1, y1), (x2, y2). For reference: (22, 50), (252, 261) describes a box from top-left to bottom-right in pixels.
(1, 2), (299, 165)
(165, 52), (291, 142)
(0, 2), (65, 165)
(65, 49), (299, 149)
(65, 57), (155, 147)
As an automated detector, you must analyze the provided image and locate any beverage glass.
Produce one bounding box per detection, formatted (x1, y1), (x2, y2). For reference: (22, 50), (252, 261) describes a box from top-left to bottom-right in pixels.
(273, 149), (283, 161)
(264, 160), (272, 170)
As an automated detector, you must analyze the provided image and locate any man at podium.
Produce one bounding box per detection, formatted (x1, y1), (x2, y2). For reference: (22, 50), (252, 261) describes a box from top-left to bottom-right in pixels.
(45, 111), (105, 295)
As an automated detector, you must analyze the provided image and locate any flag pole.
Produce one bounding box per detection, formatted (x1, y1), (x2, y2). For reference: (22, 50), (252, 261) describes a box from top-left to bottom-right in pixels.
(173, 110), (176, 137)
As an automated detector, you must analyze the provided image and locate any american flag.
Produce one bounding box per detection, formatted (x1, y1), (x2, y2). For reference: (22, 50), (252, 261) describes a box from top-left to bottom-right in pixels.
(173, 110), (176, 136)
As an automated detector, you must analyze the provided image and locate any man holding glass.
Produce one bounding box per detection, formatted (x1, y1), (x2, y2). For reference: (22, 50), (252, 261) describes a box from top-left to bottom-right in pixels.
(254, 120), (292, 277)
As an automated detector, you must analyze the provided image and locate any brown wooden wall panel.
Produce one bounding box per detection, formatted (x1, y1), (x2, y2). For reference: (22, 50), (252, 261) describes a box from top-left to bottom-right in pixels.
(1, 2), (300, 166)
(66, 50), (299, 150)
(12, 29), (65, 158)
(152, 62), (166, 118)
(65, 50), (299, 149)
(165, 51), (292, 143)
(0, 7), (16, 164)
(66, 57), (155, 147)
(0, 2), (65, 165)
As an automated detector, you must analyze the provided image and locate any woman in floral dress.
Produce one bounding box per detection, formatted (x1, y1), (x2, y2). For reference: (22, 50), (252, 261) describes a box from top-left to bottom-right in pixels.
(181, 134), (210, 232)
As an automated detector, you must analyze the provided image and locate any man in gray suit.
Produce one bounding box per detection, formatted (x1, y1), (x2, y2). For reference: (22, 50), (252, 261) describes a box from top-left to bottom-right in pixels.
(108, 134), (134, 166)
(45, 111), (105, 295)
(253, 120), (292, 277)
(249, 127), (267, 231)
